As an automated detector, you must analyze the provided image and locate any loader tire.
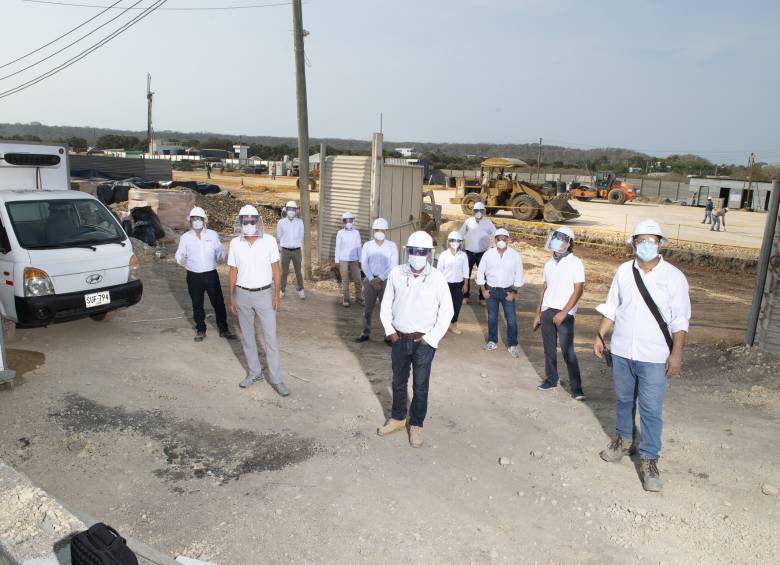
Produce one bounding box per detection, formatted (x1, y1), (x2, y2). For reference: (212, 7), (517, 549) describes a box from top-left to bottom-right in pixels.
(608, 188), (627, 205)
(461, 192), (484, 214)
(510, 194), (540, 221)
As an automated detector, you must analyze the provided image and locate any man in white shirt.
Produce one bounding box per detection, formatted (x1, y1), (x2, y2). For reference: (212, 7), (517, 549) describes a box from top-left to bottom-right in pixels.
(593, 219), (691, 492)
(356, 218), (398, 343)
(476, 228), (524, 357)
(277, 200), (305, 299)
(460, 201), (496, 304)
(377, 231), (454, 448)
(175, 207), (235, 342)
(335, 211), (363, 307)
(532, 226), (585, 399)
(436, 230), (469, 335)
(228, 205), (289, 397)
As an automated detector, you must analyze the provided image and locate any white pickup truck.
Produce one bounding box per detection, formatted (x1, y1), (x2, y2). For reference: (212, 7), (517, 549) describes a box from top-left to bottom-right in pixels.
(0, 141), (142, 327)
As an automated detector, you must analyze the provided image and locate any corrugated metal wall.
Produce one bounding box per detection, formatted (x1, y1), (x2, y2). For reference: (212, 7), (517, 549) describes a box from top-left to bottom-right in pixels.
(70, 155), (172, 181)
(317, 156), (373, 264)
(757, 209), (780, 353)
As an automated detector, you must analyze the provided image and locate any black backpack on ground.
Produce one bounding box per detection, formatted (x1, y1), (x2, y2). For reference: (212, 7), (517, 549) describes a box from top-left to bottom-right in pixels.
(70, 522), (138, 565)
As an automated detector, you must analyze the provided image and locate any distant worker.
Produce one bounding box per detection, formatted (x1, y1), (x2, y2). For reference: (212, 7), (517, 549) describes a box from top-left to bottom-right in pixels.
(701, 196), (713, 224)
(271, 163), (277, 180)
(206, 162), (212, 179)
(377, 231), (454, 448)
(335, 211), (363, 307)
(435, 231), (469, 335)
(460, 201), (496, 305)
(593, 219), (691, 492)
(532, 226), (585, 399)
(276, 201), (305, 299)
(174, 207), (235, 342)
(228, 205), (289, 397)
(712, 205), (727, 231)
(476, 228), (524, 358)
(356, 218), (398, 343)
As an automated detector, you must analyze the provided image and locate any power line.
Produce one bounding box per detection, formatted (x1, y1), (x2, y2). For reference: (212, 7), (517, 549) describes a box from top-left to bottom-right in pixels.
(24, 0), (292, 10)
(0, 0), (168, 100)
(1, 0), (146, 81)
(0, 0), (123, 70)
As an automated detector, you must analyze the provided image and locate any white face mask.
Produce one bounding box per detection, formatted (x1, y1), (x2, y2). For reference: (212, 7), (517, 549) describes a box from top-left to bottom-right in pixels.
(449, 241), (460, 251)
(496, 240), (507, 249)
(286, 210), (296, 219)
(191, 220), (204, 231)
(408, 255), (428, 271)
(242, 223), (258, 236)
(345, 222), (354, 230)
(374, 231), (385, 241)
(474, 211), (484, 219)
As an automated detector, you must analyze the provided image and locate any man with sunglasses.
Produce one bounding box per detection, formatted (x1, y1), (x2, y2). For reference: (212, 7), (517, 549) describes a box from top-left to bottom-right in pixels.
(476, 228), (524, 357)
(228, 205), (289, 397)
(377, 231), (453, 448)
(593, 219), (690, 492)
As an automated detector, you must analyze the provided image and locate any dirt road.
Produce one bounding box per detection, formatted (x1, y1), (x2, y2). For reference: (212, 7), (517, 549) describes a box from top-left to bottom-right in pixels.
(0, 243), (778, 564)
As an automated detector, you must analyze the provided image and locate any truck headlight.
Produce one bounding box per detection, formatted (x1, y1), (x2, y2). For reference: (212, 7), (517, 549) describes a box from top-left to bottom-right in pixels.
(24, 267), (55, 297)
(128, 254), (141, 282)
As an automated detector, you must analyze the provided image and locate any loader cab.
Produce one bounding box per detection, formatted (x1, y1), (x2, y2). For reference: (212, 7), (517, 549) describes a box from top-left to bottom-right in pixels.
(595, 171), (616, 189)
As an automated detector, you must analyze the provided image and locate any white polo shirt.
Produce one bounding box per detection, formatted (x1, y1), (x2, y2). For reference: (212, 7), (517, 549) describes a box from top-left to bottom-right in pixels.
(460, 216), (496, 253)
(542, 253), (585, 315)
(335, 228), (362, 262)
(596, 257), (691, 364)
(436, 249), (469, 283)
(476, 247), (524, 289)
(276, 217), (304, 249)
(175, 228), (225, 273)
(227, 234), (280, 288)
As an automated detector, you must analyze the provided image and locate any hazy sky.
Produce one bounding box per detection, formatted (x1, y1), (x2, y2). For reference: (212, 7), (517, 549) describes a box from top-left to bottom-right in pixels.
(1, 0), (778, 163)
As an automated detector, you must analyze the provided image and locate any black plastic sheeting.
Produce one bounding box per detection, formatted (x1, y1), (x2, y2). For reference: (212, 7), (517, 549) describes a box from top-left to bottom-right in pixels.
(130, 206), (165, 245)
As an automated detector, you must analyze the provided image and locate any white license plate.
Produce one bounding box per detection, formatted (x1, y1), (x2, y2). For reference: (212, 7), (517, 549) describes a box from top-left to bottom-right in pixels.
(85, 291), (110, 308)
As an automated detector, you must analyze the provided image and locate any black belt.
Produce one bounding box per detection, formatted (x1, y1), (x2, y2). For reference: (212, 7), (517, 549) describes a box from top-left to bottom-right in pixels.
(396, 331), (425, 340)
(282, 247), (301, 251)
(237, 284), (272, 292)
(487, 285), (514, 292)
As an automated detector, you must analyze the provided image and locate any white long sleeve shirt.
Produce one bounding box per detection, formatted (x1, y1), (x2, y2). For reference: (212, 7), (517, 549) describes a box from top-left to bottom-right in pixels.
(460, 216), (496, 253)
(436, 249), (469, 283)
(360, 239), (399, 281)
(380, 264), (454, 349)
(175, 228), (225, 273)
(276, 217), (304, 249)
(596, 258), (691, 364)
(542, 253), (586, 315)
(476, 247), (524, 289)
(335, 228), (362, 262)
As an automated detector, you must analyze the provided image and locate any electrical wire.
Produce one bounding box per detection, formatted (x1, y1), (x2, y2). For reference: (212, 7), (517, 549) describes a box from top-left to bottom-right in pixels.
(23, 0), (292, 10)
(1, 0), (146, 81)
(0, 0), (123, 70)
(0, 0), (168, 100)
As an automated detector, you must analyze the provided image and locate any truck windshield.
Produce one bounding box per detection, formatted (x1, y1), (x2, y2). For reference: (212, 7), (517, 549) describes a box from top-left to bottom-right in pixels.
(6, 199), (126, 250)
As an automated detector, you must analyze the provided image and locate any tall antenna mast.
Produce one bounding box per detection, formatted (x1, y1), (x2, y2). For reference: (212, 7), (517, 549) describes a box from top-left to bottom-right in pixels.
(146, 73), (154, 155)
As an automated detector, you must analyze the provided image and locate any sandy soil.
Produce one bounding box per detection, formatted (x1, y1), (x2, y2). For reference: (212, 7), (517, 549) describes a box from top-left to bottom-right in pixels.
(0, 230), (778, 564)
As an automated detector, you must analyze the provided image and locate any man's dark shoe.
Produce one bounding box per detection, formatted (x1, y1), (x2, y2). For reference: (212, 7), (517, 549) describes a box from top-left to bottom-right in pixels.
(219, 329), (237, 340)
(194, 330), (206, 342)
(572, 390), (586, 401)
(537, 381), (558, 391)
(355, 335), (370, 343)
(641, 458), (663, 492)
(599, 435), (635, 462)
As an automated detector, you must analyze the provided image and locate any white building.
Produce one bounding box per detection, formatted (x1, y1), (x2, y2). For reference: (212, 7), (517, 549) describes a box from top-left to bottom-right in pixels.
(150, 140), (186, 155)
(688, 176), (776, 211)
(233, 144), (249, 160)
(395, 147), (416, 157)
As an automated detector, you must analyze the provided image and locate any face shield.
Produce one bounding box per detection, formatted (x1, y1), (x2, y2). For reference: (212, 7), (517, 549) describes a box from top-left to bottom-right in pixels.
(495, 235), (509, 250)
(403, 245), (432, 275)
(190, 216), (205, 231)
(447, 237), (463, 251)
(285, 206), (298, 219)
(544, 230), (571, 253)
(633, 235), (661, 261)
(239, 215), (263, 237)
(343, 219), (355, 230)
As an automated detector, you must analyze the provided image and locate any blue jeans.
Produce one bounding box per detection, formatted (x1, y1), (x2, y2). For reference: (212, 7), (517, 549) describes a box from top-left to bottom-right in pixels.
(612, 354), (667, 459)
(712, 216), (721, 230)
(540, 308), (582, 392)
(486, 288), (518, 346)
(702, 209), (712, 223)
(391, 338), (436, 427)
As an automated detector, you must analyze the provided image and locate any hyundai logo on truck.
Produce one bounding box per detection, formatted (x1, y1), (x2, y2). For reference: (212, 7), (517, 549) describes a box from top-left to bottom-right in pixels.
(86, 274), (103, 285)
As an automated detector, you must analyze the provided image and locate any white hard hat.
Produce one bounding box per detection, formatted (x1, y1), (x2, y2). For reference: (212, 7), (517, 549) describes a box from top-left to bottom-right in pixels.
(342, 211), (355, 220)
(188, 206), (207, 219)
(447, 231), (463, 241)
(407, 231), (434, 249)
(631, 218), (666, 242)
(286, 200), (298, 209)
(473, 201), (486, 211)
(707, 196), (712, 200)
(372, 218), (389, 230)
(495, 228), (510, 238)
(553, 226), (575, 240)
(239, 204), (260, 217)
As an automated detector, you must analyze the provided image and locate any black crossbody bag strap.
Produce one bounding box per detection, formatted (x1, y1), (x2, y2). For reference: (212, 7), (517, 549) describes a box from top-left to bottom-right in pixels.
(632, 265), (674, 352)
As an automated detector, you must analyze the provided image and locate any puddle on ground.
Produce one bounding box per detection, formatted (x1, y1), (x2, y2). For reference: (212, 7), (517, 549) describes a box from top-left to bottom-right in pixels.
(0, 349), (46, 388)
(50, 394), (318, 484)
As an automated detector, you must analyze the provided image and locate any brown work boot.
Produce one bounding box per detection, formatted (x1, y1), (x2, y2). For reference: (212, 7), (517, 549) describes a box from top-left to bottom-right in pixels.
(599, 435), (636, 462)
(409, 425), (424, 448)
(377, 418), (406, 437)
(641, 459), (663, 492)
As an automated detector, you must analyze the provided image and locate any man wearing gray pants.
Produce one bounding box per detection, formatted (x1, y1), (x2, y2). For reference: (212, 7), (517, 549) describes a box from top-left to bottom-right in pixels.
(228, 205), (289, 397)
(356, 218), (398, 343)
(335, 211), (363, 307)
(277, 201), (305, 299)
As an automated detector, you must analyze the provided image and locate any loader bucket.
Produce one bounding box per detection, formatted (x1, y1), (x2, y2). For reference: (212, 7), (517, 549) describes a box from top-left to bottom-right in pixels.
(543, 198), (580, 223)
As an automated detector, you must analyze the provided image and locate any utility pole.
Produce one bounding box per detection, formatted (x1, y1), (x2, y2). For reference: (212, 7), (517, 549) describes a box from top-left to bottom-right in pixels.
(146, 73), (154, 155)
(292, 0), (312, 279)
(746, 152), (756, 209)
(536, 137), (542, 183)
